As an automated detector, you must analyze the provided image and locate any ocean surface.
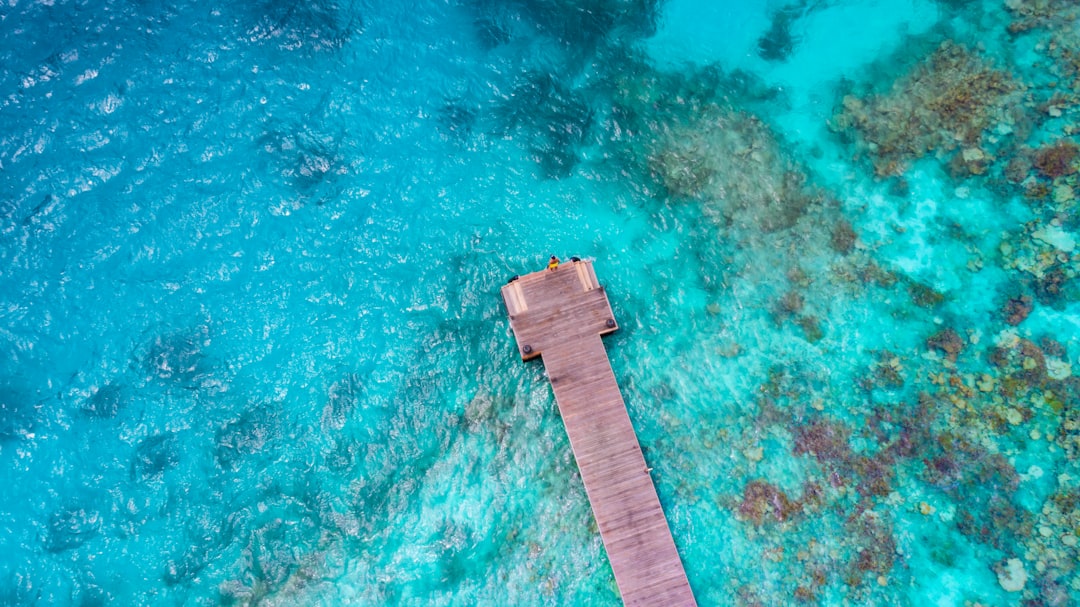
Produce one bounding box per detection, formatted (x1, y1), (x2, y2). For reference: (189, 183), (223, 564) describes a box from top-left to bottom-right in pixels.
(1, 0), (1078, 605)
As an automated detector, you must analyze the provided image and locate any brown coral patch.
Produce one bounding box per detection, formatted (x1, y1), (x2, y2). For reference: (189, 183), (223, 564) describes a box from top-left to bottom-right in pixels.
(830, 219), (858, 254)
(989, 338), (1048, 386)
(908, 281), (946, 308)
(1005, 155), (1032, 183)
(852, 455), (895, 498)
(1002, 294), (1033, 326)
(845, 513), (897, 578)
(796, 315), (824, 342)
(793, 419), (852, 464)
(738, 480), (798, 525)
(1033, 266), (1072, 307)
(1033, 139), (1079, 179)
(926, 328), (965, 361)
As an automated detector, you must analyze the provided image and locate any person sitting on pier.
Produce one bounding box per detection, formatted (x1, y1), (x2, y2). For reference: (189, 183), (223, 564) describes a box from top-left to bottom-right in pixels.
(547, 255), (560, 271)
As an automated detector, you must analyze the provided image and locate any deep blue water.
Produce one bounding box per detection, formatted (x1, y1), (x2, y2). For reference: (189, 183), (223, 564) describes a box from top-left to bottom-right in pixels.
(2, 0), (1079, 605)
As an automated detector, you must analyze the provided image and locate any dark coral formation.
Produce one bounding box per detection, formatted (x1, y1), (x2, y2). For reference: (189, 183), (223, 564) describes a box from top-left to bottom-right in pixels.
(927, 328), (965, 362)
(794, 419), (852, 464)
(1033, 140), (1079, 179)
(1000, 221), (1079, 310)
(907, 280), (946, 308)
(1005, 0), (1080, 36)
(846, 512), (897, 578)
(924, 432), (1027, 549)
(738, 480), (798, 525)
(758, 6), (798, 62)
(1002, 294), (1034, 325)
(989, 337), (1048, 387)
(830, 219), (857, 254)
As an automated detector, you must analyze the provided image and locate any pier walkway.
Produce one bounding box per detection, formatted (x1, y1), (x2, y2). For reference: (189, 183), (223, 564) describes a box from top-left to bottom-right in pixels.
(501, 259), (696, 607)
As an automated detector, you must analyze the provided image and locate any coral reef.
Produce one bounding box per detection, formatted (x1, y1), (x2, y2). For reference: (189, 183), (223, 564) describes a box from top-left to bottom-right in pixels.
(738, 480), (798, 525)
(1002, 294), (1034, 325)
(648, 104), (819, 231)
(999, 221), (1078, 309)
(926, 328), (965, 362)
(758, 6), (798, 62)
(831, 41), (1020, 176)
(1033, 140), (1079, 179)
(606, 60), (827, 235)
(829, 219), (857, 254)
(1004, 0), (1079, 36)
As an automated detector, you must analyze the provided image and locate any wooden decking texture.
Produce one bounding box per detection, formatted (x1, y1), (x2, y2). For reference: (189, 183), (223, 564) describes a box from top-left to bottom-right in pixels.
(501, 260), (696, 607)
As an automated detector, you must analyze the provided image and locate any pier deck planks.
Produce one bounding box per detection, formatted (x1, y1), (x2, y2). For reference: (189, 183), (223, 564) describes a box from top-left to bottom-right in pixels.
(500, 260), (696, 607)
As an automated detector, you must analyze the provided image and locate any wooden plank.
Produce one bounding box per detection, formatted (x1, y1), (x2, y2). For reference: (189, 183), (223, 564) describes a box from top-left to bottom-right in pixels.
(500, 260), (696, 607)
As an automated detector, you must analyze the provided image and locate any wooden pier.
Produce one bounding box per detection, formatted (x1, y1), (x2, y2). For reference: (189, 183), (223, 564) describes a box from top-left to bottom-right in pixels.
(501, 259), (696, 607)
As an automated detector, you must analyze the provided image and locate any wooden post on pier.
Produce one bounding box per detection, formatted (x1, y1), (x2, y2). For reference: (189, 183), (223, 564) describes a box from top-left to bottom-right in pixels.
(500, 258), (696, 607)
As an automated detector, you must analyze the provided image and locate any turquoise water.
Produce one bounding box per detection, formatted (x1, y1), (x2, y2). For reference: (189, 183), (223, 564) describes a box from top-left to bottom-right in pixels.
(1, 0), (1078, 604)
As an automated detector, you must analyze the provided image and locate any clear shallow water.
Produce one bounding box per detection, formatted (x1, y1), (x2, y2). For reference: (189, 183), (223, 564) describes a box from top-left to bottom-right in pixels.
(1, 0), (1078, 605)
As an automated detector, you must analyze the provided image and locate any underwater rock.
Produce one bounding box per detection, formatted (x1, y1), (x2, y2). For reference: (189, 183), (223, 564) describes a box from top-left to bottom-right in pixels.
(131, 433), (180, 480)
(0, 387), (35, 440)
(948, 147), (990, 177)
(437, 101), (477, 141)
(1006, 0), (1080, 32)
(1001, 220), (1079, 310)
(472, 13), (512, 50)
(1005, 155), (1032, 183)
(856, 261), (899, 288)
(869, 352), (905, 389)
(926, 441), (1030, 549)
(245, 0), (360, 54)
(888, 176), (910, 197)
(258, 123), (343, 201)
(43, 505), (101, 552)
(247, 515), (315, 590)
(215, 409), (272, 470)
(796, 316), (824, 343)
(493, 71), (592, 179)
(772, 291), (805, 323)
(508, 0), (658, 53)
(1052, 183), (1074, 204)
(144, 329), (209, 385)
(1046, 357), (1072, 381)
(926, 328), (964, 362)
(1034, 266), (1072, 307)
(852, 455), (896, 498)
(996, 557), (1028, 592)
(924, 432), (1019, 493)
(163, 548), (211, 586)
(80, 384), (123, 418)
(324, 439), (355, 472)
(1039, 336), (1067, 358)
(1031, 224), (1076, 253)
(321, 374), (361, 431)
